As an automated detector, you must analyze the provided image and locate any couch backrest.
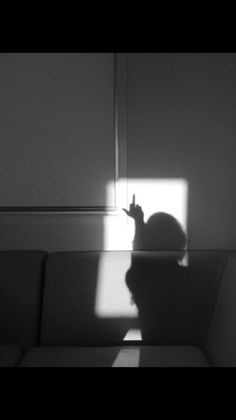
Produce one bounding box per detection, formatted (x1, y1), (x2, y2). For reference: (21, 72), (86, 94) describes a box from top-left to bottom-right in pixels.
(41, 251), (227, 347)
(127, 251), (228, 347)
(0, 251), (47, 349)
(205, 254), (236, 366)
(41, 251), (135, 346)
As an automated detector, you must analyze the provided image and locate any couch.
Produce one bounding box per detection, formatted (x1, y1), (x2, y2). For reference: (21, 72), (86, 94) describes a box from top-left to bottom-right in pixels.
(0, 250), (235, 367)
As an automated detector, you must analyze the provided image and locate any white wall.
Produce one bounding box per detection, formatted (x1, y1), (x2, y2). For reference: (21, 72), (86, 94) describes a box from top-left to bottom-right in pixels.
(0, 53), (236, 251)
(127, 53), (236, 249)
(0, 53), (115, 208)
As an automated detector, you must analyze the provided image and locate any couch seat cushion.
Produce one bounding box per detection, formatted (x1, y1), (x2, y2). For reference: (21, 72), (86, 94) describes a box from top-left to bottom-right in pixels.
(0, 345), (22, 367)
(19, 345), (208, 367)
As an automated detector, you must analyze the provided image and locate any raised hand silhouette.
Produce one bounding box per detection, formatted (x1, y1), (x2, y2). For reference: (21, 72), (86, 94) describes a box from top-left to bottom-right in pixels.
(122, 194), (144, 222)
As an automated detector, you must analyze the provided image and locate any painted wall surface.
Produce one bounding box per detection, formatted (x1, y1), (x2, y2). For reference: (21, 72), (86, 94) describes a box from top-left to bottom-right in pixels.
(0, 53), (115, 208)
(0, 53), (236, 251)
(127, 53), (236, 249)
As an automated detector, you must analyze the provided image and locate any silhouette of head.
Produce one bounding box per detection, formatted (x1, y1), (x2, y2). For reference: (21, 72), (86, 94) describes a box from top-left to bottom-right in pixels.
(143, 212), (186, 252)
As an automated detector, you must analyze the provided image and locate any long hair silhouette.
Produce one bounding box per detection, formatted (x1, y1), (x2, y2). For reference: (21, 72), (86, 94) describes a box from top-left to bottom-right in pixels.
(140, 212), (186, 251)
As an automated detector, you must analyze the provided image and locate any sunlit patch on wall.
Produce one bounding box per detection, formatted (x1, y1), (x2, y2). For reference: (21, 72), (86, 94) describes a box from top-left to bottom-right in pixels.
(127, 178), (189, 266)
(104, 178), (188, 251)
(127, 178), (188, 228)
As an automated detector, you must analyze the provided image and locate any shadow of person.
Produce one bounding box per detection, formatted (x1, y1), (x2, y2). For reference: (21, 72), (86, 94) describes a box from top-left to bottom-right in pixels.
(123, 197), (194, 365)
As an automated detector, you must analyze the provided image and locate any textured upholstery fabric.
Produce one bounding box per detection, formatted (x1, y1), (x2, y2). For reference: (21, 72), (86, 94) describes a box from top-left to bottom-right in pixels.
(0, 251), (47, 348)
(41, 251), (227, 347)
(205, 255), (236, 366)
(0, 345), (22, 367)
(19, 345), (208, 367)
